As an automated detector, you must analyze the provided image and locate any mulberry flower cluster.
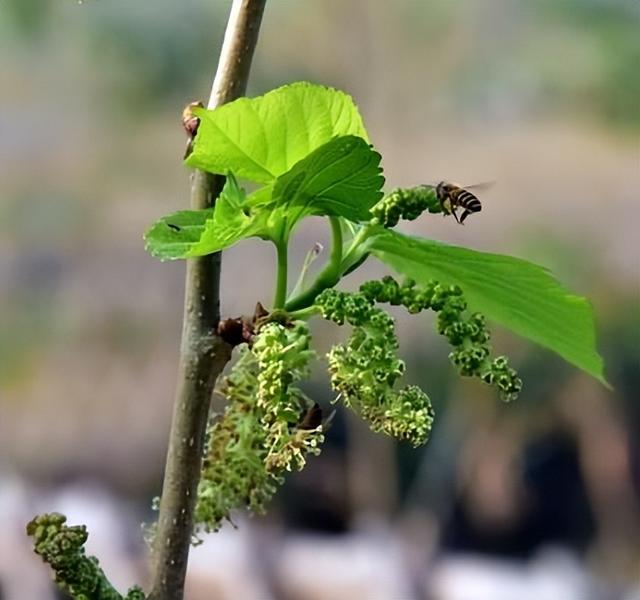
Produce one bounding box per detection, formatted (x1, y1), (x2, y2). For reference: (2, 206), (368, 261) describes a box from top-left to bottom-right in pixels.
(26, 513), (145, 600)
(195, 322), (324, 533)
(253, 323), (323, 472)
(371, 185), (442, 228)
(359, 276), (522, 401)
(315, 288), (434, 447)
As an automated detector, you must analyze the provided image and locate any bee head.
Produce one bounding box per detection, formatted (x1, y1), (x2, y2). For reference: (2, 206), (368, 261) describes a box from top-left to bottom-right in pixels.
(435, 181), (454, 200)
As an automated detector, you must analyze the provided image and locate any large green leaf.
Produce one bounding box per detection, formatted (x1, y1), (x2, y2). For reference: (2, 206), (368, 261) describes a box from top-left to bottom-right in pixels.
(144, 175), (269, 260)
(185, 82), (369, 183)
(367, 228), (606, 383)
(272, 135), (384, 224)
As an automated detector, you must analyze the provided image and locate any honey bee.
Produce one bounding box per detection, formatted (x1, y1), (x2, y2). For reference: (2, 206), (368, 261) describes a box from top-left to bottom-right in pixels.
(435, 181), (490, 224)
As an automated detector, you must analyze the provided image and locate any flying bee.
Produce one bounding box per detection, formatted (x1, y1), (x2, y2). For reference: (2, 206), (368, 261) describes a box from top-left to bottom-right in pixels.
(435, 181), (491, 224)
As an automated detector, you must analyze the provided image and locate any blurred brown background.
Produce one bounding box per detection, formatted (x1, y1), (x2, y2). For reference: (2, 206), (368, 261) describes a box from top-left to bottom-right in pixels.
(1, 1), (638, 599)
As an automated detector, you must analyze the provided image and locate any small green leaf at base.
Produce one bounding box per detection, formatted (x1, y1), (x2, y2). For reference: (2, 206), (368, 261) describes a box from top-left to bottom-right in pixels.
(144, 208), (213, 260)
(144, 174), (269, 260)
(367, 228), (607, 385)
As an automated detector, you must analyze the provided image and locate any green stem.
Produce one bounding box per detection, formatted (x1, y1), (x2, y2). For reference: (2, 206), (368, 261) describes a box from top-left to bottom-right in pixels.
(285, 216), (343, 311)
(273, 235), (289, 309)
(340, 223), (373, 274)
(287, 305), (322, 321)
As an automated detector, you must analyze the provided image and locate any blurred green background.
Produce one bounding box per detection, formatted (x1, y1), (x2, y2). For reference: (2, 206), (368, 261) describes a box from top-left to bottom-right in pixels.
(1, 1), (638, 599)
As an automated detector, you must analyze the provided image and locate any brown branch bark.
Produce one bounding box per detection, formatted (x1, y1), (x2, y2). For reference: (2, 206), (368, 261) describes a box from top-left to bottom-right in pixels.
(148, 2), (267, 598)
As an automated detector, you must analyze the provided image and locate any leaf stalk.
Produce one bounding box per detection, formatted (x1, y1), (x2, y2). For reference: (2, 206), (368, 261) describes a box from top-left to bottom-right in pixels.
(273, 233), (289, 309)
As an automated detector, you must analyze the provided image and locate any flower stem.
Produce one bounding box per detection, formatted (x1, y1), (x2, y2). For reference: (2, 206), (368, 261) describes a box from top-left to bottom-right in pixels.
(273, 236), (289, 309)
(287, 305), (322, 321)
(285, 216), (343, 311)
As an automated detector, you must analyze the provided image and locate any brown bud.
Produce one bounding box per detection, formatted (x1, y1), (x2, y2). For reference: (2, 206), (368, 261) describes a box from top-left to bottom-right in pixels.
(182, 101), (204, 137)
(217, 317), (254, 347)
(182, 101), (204, 159)
(253, 302), (269, 321)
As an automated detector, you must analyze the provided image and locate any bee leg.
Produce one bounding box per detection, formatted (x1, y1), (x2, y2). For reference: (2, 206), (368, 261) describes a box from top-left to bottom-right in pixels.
(451, 207), (461, 224)
(460, 209), (471, 224)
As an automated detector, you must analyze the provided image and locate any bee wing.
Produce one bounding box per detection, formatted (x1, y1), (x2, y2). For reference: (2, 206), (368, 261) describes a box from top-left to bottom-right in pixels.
(419, 181), (494, 194)
(461, 181), (495, 192)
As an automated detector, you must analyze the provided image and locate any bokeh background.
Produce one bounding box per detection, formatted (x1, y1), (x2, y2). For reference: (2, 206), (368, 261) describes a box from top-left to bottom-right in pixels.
(1, 1), (638, 599)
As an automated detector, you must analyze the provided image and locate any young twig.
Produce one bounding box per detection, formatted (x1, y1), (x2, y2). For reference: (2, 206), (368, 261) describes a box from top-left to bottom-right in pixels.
(148, 2), (267, 599)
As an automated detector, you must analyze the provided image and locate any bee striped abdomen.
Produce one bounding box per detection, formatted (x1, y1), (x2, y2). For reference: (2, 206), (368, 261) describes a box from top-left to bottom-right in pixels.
(455, 189), (482, 223)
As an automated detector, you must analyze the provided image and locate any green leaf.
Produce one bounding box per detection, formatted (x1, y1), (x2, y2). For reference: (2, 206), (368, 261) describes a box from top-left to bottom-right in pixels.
(272, 135), (384, 224)
(144, 209), (213, 260)
(144, 175), (269, 260)
(185, 82), (369, 183)
(367, 228), (606, 384)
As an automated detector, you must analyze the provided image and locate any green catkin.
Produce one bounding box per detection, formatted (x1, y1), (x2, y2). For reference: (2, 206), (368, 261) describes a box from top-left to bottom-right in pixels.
(371, 185), (443, 228)
(316, 288), (435, 447)
(359, 276), (522, 401)
(253, 323), (323, 472)
(26, 513), (145, 600)
(195, 322), (324, 534)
